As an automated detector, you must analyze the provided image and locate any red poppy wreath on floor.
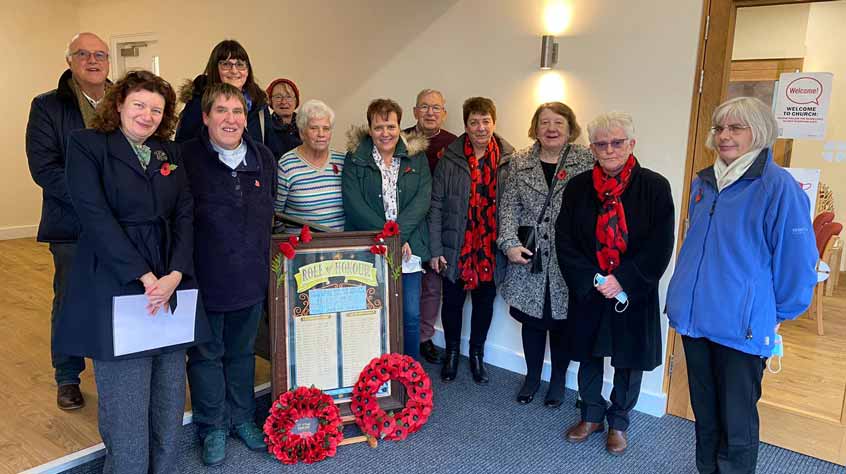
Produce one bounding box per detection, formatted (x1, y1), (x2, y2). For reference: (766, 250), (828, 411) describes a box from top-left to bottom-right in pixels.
(263, 386), (344, 464)
(351, 353), (434, 441)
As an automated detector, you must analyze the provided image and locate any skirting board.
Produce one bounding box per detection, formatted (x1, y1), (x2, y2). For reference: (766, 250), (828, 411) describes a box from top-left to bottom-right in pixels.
(0, 224), (37, 240)
(431, 331), (668, 418)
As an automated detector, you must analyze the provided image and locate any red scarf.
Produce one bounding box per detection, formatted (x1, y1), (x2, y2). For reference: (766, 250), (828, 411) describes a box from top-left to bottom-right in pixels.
(458, 136), (500, 290)
(592, 155), (636, 273)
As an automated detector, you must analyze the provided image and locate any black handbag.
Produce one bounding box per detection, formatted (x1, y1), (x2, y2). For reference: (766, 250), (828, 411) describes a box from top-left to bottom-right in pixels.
(516, 145), (571, 274)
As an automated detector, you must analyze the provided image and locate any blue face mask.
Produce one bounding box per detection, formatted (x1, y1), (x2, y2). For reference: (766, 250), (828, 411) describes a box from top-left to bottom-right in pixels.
(767, 333), (783, 374)
(594, 273), (628, 313)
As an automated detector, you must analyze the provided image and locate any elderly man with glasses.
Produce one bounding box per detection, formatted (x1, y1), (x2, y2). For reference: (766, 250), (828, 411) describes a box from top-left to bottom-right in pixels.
(25, 32), (111, 411)
(403, 89), (457, 364)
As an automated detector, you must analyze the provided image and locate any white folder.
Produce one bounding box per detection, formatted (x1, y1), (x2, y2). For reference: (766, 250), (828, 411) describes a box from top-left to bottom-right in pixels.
(112, 289), (198, 356)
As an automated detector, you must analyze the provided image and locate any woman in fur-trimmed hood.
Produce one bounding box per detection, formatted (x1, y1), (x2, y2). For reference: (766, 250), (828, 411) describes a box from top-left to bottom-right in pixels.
(174, 39), (274, 150)
(342, 99), (430, 361)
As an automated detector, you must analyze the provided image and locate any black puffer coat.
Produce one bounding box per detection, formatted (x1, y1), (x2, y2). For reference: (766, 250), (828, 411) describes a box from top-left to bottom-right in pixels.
(428, 133), (514, 285)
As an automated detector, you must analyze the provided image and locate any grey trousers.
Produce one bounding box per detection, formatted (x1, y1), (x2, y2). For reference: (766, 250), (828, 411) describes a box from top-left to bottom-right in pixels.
(93, 350), (186, 474)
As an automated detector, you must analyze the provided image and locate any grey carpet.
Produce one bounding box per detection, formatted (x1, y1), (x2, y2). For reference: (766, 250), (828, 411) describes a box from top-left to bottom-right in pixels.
(63, 358), (842, 474)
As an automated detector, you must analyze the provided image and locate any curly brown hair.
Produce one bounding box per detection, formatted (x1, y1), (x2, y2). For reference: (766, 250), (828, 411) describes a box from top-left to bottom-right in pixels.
(92, 70), (177, 139)
(528, 102), (581, 142)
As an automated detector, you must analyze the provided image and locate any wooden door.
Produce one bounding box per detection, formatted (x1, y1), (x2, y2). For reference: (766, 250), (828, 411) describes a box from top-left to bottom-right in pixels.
(665, 0), (846, 465)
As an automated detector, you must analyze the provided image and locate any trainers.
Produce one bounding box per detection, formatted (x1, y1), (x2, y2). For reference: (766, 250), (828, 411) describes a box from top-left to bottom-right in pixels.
(233, 422), (267, 451)
(202, 429), (227, 466)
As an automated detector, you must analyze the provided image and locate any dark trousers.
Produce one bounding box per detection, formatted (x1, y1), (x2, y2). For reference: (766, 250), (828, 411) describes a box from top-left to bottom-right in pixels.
(578, 357), (643, 431)
(402, 272), (422, 360)
(682, 336), (766, 474)
(441, 278), (496, 350)
(419, 264), (442, 342)
(49, 242), (85, 385)
(93, 350), (186, 474)
(522, 325), (568, 383)
(187, 302), (263, 438)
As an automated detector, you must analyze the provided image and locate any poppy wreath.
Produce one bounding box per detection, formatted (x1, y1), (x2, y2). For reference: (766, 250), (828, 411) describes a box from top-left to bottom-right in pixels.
(351, 353), (434, 441)
(271, 225), (313, 288)
(263, 385), (344, 465)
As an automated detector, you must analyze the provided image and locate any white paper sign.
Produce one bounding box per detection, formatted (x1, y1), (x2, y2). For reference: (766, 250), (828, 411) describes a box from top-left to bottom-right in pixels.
(774, 72), (834, 140)
(785, 168), (820, 221)
(112, 289), (198, 356)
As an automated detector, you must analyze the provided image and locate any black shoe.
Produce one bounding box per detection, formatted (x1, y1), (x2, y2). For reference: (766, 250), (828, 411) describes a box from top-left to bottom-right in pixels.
(441, 349), (459, 382)
(517, 377), (540, 404)
(544, 372), (567, 408)
(469, 349), (489, 385)
(420, 340), (444, 364)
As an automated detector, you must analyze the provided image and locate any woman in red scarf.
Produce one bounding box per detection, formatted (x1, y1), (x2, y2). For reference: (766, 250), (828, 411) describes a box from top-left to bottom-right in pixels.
(555, 112), (674, 456)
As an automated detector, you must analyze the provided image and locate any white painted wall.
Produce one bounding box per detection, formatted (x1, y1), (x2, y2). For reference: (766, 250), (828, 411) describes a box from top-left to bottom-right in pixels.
(0, 1), (80, 238)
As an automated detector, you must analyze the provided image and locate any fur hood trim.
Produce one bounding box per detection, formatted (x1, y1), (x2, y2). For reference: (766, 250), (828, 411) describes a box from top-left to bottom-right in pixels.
(178, 75), (206, 104)
(345, 124), (429, 157)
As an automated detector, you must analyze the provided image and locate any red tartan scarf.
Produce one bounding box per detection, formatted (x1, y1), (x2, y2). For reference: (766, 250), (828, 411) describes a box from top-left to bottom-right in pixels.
(592, 154), (636, 273)
(458, 136), (500, 290)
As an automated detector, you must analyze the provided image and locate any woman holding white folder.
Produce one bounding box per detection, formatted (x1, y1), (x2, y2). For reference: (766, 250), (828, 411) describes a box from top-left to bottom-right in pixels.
(56, 70), (209, 474)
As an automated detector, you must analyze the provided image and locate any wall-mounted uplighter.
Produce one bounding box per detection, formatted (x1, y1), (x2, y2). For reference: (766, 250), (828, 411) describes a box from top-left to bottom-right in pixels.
(540, 35), (559, 70)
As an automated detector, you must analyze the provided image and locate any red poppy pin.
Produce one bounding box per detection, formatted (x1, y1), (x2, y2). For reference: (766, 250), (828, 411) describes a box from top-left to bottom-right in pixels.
(695, 189), (702, 203)
(332, 163), (340, 175)
(556, 169), (567, 180)
(404, 166), (413, 174)
(159, 162), (178, 176)
(254, 180), (260, 187)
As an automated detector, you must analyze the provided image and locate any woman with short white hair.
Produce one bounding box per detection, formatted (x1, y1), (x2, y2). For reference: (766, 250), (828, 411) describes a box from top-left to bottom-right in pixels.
(274, 99), (345, 232)
(666, 96), (817, 473)
(556, 111), (675, 456)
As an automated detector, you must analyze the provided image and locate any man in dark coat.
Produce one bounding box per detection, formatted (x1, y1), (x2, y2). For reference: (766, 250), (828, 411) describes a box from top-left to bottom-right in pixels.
(402, 89), (457, 364)
(25, 32), (110, 410)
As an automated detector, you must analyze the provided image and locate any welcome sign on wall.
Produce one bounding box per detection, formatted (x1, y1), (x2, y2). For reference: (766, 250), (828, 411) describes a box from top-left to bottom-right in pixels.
(774, 72), (834, 140)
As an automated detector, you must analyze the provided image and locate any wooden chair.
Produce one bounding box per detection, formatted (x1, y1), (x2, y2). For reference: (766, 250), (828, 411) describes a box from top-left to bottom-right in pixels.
(809, 222), (843, 335)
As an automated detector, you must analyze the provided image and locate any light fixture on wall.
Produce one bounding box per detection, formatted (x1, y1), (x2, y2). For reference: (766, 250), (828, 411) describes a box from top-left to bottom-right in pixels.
(540, 35), (559, 69)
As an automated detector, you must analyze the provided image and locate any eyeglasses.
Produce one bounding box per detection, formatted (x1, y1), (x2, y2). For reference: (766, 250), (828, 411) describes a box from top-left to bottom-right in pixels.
(710, 124), (751, 135)
(71, 50), (109, 62)
(218, 60), (248, 71)
(415, 104), (444, 113)
(591, 139), (629, 150)
(271, 94), (296, 102)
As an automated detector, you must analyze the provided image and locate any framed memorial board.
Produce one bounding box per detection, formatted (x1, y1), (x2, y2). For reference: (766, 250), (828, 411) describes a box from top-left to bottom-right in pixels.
(268, 231), (406, 418)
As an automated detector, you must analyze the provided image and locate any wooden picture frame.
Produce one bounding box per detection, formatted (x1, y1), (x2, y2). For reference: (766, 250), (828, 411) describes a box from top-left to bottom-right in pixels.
(268, 231), (406, 419)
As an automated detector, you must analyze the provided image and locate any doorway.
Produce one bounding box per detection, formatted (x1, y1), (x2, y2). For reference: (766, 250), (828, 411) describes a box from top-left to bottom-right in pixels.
(665, 0), (846, 465)
(109, 33), (161, 79)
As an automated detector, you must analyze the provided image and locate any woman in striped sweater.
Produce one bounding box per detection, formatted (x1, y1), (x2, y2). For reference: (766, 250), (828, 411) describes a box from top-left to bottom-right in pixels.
(274, 99), (345, 232)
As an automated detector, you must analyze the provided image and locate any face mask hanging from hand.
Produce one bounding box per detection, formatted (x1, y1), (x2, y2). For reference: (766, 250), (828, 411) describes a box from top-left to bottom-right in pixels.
(767, 333), (783, 374)
(593, 273), (628, 313)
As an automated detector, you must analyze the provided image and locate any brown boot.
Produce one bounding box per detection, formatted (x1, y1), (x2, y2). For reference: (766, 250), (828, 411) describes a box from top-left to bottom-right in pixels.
(564, 420), (604, 443)
(57, 384), (85, 410)
(606, 429), (628, 456)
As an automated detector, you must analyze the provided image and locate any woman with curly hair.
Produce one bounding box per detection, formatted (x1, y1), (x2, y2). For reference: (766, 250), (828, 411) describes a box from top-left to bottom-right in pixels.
(56, 70), (209, 474)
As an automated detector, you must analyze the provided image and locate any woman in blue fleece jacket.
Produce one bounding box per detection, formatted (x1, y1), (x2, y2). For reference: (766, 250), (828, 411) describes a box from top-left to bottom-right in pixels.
(665, 96), (817, 474)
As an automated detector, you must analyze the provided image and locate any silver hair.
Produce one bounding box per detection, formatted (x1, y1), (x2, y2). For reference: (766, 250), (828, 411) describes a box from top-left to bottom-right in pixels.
(296, 99), (336, 131)
(415, 89), (445, 106)
(587, 111), (635, 142)
(705, 96), (778, 151)
(65, 32), (108, 60)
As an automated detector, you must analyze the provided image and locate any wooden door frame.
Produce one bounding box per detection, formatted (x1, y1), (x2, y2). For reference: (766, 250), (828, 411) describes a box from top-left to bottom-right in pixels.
(664, 0), (835, 410)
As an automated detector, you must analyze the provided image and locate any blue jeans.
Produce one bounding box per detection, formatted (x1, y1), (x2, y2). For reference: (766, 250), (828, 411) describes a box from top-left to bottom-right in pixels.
(187, 302), (263, 438)
(49, 242), (85, 385)
(402, 272), (422, 361)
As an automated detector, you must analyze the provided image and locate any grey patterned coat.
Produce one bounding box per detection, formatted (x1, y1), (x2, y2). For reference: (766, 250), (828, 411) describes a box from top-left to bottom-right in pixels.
(497, 142), (594, 320)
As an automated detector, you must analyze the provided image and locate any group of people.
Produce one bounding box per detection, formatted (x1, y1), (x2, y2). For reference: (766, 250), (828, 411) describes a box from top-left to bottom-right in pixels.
(25, 31), (818, 474)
